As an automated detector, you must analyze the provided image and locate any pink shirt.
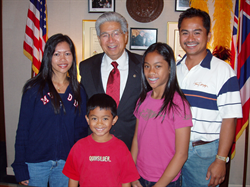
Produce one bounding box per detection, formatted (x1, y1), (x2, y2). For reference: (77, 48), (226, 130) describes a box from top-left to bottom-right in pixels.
(134, 91), (192, 182)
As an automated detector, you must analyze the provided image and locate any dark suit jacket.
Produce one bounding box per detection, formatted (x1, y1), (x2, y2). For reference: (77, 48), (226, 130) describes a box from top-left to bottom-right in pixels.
(79, 50), (142, 149)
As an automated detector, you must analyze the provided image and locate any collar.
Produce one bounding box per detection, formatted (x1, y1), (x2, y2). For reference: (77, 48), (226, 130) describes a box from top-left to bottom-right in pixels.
(177, 49), (212, 69)
(103, 50), (128, 69)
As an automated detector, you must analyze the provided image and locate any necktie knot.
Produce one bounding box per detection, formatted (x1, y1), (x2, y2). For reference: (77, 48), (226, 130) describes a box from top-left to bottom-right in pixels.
(111, 61), (118, 68)
(111, 61), (118, 74)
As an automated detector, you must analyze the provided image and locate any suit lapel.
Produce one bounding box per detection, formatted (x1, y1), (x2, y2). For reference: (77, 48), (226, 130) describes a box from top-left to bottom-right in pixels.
(118, 51), (141, 110)
(90, 53), (105, 93)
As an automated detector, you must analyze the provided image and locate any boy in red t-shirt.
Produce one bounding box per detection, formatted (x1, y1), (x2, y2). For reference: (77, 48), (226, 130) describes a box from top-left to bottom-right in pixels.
(63, 93), (140, 187)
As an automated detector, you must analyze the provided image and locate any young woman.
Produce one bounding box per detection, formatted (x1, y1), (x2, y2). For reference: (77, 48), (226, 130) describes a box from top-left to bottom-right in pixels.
(12, 34), (88, 187)
(131, 43), (192, 187)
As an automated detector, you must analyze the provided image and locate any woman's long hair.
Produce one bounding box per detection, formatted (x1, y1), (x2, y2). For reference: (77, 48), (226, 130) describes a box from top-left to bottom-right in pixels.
(23, 33), (81, 114)
(138, 42), (188, 118)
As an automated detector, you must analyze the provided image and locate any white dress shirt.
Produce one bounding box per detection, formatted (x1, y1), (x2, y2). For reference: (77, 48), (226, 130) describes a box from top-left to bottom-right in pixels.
(101, 50), (128, 99)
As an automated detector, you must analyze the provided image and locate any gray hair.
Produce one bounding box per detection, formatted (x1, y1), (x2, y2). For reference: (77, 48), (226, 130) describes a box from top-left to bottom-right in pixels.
(95, 12), (128, 36)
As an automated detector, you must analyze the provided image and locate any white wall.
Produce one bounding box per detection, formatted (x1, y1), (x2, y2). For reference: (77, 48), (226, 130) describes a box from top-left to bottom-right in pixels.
(2, 0), (249, 185)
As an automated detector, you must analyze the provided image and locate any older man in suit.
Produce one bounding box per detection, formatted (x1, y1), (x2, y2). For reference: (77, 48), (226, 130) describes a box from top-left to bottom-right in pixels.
(79, 12), (142, 149)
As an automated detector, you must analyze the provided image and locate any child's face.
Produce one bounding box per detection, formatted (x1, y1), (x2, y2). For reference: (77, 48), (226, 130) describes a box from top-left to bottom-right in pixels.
(85, 107), (118, 142)
(144, 51), (171, 94)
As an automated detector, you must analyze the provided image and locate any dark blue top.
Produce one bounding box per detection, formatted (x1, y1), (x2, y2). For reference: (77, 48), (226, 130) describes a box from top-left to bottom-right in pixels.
(12, 83), (88, 182)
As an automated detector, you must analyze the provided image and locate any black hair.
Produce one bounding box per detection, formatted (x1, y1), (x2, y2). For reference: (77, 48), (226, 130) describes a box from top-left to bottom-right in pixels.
(23, 33), (81, 114)
(137, 42), (189, 118)
(178, 7), (211, 35)
(86, 93), (117, 118)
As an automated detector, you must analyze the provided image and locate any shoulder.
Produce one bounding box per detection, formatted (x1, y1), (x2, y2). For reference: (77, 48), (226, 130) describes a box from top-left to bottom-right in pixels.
(79, 84), (86, 94)
(79, 53), (104, 68)
(210, 57), (237, 83)
(211, 56), (234, 70)
(112, 136), (129, 150)
(73, 136), (89, 148)
(126, 50), (142, 64)
(22, 83), (43, 99)
(173, 92), (189, 108)
(78, 84), (87, 100)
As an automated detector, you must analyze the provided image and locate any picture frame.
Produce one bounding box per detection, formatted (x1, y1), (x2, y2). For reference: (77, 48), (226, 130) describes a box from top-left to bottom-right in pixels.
(175, 0), (190, 12)
(130, 28), (158, 50)
(167, 22), (185, 61)
(88, 0), (115, 13)
(82, 20), (103, 60)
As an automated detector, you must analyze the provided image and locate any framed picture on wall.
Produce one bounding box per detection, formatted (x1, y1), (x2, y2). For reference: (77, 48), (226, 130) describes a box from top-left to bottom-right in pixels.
(89, 0), (115, 13)
(130, 28), (158, 50)
(167, 22), (185, 61)
(82, 20), (103, 60)
(175, 0), (190, 12)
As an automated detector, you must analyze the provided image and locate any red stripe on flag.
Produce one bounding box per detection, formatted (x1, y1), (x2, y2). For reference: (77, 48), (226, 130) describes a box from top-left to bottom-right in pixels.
(230, 0), (250, 159)
(23, 0), (47, 76)
(237, 33), (250, 77)
(23, 42), (33, 56)
(27, 9), (40, 31)
(242, 2), (250, 16)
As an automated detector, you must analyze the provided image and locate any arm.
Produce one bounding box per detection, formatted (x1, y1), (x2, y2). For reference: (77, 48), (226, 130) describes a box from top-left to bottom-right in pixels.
(12, 89), (36, 182)
(153, 126), (191, 187)
(122, 183), (131, 187)
(130, 119), (143, 187)
(131, 119), (139, 163)
(74, 87), (88, 142)
(206, 118), (236, 187)
(68, 178), (79, 187)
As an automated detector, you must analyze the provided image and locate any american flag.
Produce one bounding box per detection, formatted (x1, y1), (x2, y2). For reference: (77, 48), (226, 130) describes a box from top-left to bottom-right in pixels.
(23, 0), (47, 76)
(230, 0), (250, 159)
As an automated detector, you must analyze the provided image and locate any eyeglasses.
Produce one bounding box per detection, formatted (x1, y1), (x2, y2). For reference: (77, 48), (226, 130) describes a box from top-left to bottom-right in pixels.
(99, 30), (123, 40)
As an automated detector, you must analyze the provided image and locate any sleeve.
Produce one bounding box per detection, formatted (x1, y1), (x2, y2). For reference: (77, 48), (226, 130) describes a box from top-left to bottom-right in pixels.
(217, 66), (242, 118)
(62, 144), (80, 181)
(11, 89), (36, 182)
(74, 86), (88, 142)
(133, 99), (140, 119)
(174, 95), (193, 129)
(120, 144), (140, 183)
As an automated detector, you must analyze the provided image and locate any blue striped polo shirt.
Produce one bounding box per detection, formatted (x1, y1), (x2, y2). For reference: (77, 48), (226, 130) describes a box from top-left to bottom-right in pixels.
(176, 50), (242, 142)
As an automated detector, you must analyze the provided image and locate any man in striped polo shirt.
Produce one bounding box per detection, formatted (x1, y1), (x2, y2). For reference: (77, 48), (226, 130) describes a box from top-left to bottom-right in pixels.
(176, 8), (242, 187)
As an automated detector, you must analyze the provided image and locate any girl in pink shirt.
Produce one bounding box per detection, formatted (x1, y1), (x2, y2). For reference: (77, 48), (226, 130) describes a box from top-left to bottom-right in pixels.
(131, 43), (192, 187)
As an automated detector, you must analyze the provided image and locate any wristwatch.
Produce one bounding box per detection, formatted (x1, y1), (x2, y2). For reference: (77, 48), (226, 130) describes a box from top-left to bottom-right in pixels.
(216, 155), (229, 163)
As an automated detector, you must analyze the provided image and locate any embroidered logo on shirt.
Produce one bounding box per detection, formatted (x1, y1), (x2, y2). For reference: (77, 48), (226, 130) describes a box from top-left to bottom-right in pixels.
(47, 92), (53, 98)
(41, 96), (49, 105)
(67, 93), (73, 101)
(73, 100), (78, 107)
(41, 92), (78, 107)
(89, 156), (111, 162)
(194, 82), (208, 88)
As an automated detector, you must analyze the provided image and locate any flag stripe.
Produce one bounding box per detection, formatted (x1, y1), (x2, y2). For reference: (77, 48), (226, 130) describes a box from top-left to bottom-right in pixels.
(240, 77), (250, 105)
(23, 0), (47, 76)
(230, 0), (250, 159)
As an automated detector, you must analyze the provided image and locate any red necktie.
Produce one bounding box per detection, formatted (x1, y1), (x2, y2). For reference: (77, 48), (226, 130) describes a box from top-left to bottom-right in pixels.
(106, 61), (120, 107)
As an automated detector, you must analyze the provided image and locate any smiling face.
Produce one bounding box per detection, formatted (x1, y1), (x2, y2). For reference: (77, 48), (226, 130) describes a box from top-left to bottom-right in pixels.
(98, 21), (128, 60)
(51, 41), (73, 76)
(85, 107), (118, 142)
(179, 17), (211, 61)
(144, 51), (171, 96)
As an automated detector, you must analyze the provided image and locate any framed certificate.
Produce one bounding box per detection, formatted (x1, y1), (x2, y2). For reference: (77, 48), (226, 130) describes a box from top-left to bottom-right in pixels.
(82, 20), (103, 60)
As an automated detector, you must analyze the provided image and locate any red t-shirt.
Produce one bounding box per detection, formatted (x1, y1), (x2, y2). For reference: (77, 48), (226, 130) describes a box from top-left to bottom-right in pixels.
(63, 135), (140, 186)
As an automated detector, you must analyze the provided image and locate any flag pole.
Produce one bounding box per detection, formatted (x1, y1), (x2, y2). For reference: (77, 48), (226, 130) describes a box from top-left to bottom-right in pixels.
(243, 115), (249, 187)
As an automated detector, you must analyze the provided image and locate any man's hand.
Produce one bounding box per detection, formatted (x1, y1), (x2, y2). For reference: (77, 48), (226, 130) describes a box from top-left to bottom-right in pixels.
(206, 159), (226, 186)
(19, 180), (29, 185)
